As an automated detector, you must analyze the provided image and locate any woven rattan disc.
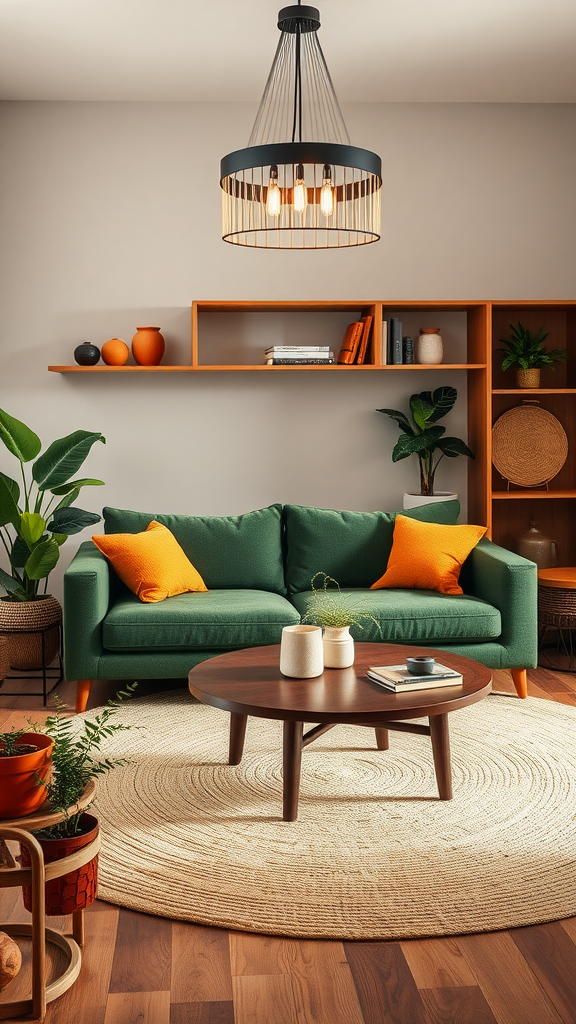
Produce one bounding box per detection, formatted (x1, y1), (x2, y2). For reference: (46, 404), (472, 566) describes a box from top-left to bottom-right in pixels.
(85, 689), (576, 939)
(492, 404), (568, 487)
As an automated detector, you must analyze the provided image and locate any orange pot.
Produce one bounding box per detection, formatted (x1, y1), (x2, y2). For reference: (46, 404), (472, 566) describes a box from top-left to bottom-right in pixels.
(101, 338), (130, 366)
(131, 326), (165, 366)
(0, 733), (53, 819)
(21, 812), (99, 915)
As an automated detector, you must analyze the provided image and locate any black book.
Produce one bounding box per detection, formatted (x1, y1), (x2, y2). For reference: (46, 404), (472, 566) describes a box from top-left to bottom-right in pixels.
(388, 318), (403, 364)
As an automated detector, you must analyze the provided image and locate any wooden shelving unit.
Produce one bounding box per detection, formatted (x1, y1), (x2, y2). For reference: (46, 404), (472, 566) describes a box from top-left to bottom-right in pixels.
(47, 297), (576, 543)
(489, 301), (576, 560)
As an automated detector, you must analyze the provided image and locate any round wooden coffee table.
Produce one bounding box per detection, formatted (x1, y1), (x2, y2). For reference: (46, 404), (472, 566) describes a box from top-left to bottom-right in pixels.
(188, 643), (492, 821)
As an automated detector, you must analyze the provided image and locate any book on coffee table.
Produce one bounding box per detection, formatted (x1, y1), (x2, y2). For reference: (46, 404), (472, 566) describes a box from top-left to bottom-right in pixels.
(367, 663), (463, 692)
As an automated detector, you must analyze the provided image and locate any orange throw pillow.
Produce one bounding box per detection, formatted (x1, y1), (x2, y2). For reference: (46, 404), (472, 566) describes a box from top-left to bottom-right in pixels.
(92, 520), (207, 603)
(370, 515), (487, 596)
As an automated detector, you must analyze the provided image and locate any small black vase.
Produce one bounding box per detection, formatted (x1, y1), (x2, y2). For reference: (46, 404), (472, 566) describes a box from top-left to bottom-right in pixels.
(74, 343), (100, 366)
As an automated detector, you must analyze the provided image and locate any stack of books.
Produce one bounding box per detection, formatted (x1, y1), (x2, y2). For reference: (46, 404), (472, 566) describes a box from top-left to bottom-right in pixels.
(381, 318), (414, 365)
(336, 315), (373, 364)
(265, 346), (335, 365)
(367, 663), (463, 692)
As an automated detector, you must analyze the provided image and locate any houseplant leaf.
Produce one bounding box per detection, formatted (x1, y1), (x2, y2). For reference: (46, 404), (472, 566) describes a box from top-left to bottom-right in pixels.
(0, 409), (41, 463)
(24, 538), (61, 580)
(0, 472), (20, 505)
(0, 475), (20, 529)
(50, 478), (105, 496)
(47, 506), (101, 536)
(0, 567), (26, 599)
(427, 386), (457, 422)
(436, 436), (475, 459)
(19, 512), (47, 547)
(32, 431), (106, 490)
(375, 409), (414, 436)
(392, 426), (445, 462)
(10, 536), (30, 568)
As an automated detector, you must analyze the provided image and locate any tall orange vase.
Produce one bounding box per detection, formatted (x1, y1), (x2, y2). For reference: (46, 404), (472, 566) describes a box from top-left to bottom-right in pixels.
(131, 326), (165, 366)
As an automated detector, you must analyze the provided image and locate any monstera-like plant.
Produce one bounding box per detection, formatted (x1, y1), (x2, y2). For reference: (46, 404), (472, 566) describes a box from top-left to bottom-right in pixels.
(0, 409), (105, 669)
(376, 387), (474, 496)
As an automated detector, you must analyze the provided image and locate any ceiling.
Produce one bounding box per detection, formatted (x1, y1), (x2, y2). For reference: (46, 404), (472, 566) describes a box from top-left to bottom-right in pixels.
(1, 0), (575, 103)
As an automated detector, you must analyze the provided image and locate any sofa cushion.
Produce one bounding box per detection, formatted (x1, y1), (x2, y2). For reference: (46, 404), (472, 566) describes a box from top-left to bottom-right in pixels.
(102, 589), (300, 651)
(284, 500), (461, 595)
(371, 516), (487, 596)
(103, 505), (286, 595)
(92, 521), (208, 602)
(290, 588), (501, 644)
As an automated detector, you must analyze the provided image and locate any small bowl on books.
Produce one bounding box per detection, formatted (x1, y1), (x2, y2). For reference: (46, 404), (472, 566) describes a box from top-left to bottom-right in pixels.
(405, 656), (436, 676)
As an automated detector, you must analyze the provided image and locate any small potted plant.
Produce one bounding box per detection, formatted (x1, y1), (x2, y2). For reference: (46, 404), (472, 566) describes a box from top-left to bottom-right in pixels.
(0, 407), (105, 670)
(20, 683), (136, 916)
(0, 727), (53, 819)
(303, 572), (380, 668)
(376, 387), (474, 507)
(496, 321), (568, 389)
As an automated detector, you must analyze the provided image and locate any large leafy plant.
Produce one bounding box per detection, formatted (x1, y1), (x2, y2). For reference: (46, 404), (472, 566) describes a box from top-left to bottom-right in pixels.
(496, 321), (568, 371)
(376, 387), (474, 496)
(0, 409), (105, 601)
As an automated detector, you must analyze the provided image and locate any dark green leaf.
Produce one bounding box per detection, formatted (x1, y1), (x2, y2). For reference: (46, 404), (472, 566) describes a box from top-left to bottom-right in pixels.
(33, 431), (106, 490)
(47, 506), (101, 536)
(50, 478), (105, 496)
(0, 475), (20, 529)
(0, 568), (26, 599)
(52, 488), (80, 514)
(0, 472), (20, 505)
(392, 426), (445, 462)
(375, 408), (414, 435)
(428, 386), (457, 422)
(0, 409), (42, 463)
(24, 538), (61, 580)
(10, 536), (30, 568)
(436, 436), (475, 459)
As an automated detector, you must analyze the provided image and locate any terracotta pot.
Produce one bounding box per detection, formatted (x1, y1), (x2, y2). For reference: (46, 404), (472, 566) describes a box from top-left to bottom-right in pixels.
(0, 732), (53, 819)
(21, 812), (99, 916)
(131, 326), (165, 366)
(0, 595), (61, 671)
(516, 367), (540, 389)
(101, 338), (129, 366)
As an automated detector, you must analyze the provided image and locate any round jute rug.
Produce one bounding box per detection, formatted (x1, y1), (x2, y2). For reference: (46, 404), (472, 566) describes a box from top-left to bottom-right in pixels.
(88, 689), (576, 940)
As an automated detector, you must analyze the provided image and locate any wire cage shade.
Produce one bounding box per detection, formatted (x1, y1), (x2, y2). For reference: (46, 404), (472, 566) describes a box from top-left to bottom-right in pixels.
(220, 4), (382, 249)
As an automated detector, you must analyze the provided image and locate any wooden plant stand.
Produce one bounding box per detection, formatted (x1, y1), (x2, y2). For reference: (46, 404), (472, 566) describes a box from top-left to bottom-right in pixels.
(0, 780), (98, 1021)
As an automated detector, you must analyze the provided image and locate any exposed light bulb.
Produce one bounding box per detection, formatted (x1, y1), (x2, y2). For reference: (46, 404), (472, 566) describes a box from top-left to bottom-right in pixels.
(320, 164), (334, 218)
(266, 165), (281, 218)
(293, 163), (307, 213)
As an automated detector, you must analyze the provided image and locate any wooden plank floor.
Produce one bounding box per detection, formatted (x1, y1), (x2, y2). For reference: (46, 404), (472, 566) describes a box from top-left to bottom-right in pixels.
(1, 667), (575, 1024)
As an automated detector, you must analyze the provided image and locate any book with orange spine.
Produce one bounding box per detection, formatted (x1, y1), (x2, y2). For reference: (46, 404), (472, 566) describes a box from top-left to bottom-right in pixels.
(337, 321), (364, 364)
(355, 315), (373, 364)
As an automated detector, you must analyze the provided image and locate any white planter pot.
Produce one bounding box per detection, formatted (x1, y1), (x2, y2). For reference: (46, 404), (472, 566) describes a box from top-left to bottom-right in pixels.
(280, 625), (323, 679)
(402, 492), (458, 510)
(323, 626), (355, 669)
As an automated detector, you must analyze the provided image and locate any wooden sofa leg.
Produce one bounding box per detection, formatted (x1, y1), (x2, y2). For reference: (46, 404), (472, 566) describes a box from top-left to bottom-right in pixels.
(75, 679), (93, 714)
(511, 669), (528, 699)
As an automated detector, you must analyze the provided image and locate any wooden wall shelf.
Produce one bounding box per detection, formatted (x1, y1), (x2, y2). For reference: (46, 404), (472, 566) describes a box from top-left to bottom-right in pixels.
(47, 298), (576, 553)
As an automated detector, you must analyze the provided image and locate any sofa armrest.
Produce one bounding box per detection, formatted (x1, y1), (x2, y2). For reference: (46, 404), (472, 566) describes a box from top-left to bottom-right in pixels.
(63, 541), (110, 681)
(462, 537), (538, 668)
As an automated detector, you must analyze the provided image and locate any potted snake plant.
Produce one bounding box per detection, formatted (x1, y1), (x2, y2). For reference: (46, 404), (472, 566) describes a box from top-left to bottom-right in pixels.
(0, 408), (105, 670)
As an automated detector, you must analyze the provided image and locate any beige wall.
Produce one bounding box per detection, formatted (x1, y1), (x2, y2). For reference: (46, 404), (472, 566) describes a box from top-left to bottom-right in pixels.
(1, 101), (575, 598)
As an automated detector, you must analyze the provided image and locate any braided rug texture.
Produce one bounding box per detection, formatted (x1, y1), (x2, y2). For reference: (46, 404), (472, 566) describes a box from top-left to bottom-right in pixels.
(88, 690), (576, 939)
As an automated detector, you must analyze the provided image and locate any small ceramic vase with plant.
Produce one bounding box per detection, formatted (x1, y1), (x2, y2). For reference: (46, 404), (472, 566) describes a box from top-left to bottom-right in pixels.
(303, 572), (380, 668)
(496, 321), (568, 389)
(376, 387), (474, 501)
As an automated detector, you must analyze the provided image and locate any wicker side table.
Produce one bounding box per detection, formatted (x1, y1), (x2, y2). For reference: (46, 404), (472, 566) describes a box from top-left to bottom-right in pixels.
(538, 568), (576, 671)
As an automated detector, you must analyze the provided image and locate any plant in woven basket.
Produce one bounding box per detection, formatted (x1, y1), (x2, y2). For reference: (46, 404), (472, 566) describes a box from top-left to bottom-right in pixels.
(0, 408), (105, 602)
(376, 387), (474, 496)
(496, 322), (568, 388)
(302, 572), (381, 631)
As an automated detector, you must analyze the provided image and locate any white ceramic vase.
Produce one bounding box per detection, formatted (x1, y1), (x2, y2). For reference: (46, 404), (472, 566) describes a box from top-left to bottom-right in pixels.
(402, 491), (458, 510)
(416, 328), (443, 364)
(280, 625), (324, 678)
(322, 626), (355, 669)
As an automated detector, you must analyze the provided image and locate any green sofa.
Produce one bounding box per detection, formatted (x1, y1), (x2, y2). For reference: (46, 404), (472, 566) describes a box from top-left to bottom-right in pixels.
(63, 500), (538, 712)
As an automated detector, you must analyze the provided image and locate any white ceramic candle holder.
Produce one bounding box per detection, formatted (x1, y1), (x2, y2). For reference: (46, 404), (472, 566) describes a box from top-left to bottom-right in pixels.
(280, 625), (324, 678)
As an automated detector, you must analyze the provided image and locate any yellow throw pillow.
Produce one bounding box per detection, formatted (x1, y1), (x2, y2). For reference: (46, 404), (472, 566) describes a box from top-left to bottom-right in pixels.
(370, 515), (487, 596)
(92, 520), (207, 603)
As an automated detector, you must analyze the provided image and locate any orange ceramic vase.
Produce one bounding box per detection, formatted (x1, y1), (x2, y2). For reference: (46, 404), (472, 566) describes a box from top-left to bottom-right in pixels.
(131, 327), (165, 366)
(0, 733), (53, 818)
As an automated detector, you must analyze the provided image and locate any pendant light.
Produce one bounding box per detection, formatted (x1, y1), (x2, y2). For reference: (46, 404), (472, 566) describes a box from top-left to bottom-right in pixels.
(220, 2), (382, 249)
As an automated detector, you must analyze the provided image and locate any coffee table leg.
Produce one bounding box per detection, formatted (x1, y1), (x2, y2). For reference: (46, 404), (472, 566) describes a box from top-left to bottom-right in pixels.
(429, 714), (453, 800)
(375, 727), (389, 750)
(229, 713), (248, 765)
(283, 720), (303, 822)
